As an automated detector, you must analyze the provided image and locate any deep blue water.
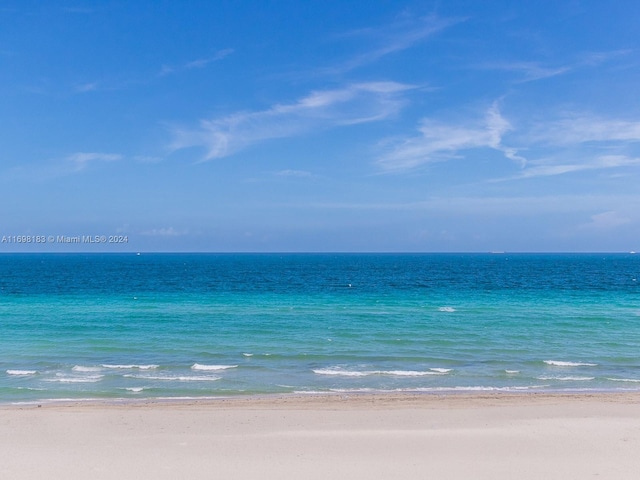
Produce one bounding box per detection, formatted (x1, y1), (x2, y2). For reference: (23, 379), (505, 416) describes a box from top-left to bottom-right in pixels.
(1, 253), (639, 403)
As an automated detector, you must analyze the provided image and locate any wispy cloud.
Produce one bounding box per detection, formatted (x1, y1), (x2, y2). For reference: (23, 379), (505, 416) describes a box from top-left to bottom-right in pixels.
(527, 113), (640, 145)
(503, 112), (640, 180)
(327, 13), (462, 74)
(480, 61), (571, 82)
(67, 152), (122, 172)
(478, 50), (631, 83)
(275, 169), (314, 178)
(378, 104), (640, 180)
(159, 49), (234, 76)
(170, 82), (415, 162)
(512, 155), (640, 180)
(69, 49), (234, 94)
(377, 103), (524, 172)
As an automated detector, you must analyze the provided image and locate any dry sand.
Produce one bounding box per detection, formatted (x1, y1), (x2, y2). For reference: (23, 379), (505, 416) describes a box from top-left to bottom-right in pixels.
(1, 392), (640, 479)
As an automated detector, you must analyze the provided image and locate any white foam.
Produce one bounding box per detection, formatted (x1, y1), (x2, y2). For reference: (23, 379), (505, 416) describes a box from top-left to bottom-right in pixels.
(191, 364), (237, 371)
(544, 360), (597, 367)
(72, 366), (103, 372)
(125, 387), (145, 393)
(505, 370), (520, 374)
(607, 378), (640, 383)
(537, 376), (595, 381)
(123, 374), (220, 382)
(313, 368), (369, 377)
(313, 367), (447, 377)
(242, 353), (253, 357)
(383, 370), (445, 377)
(303, 385), (549, 394)
(6, 370), (37, 376)
(102, 364), (158, 370)
(438, 306), (456, 312)
(430, 368), (452, 373)
(46, 374), (104, 383)
(409, 385), (550, 392)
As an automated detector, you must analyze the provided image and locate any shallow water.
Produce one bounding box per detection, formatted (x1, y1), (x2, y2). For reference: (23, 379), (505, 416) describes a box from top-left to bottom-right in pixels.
(1, 253), (639, 403)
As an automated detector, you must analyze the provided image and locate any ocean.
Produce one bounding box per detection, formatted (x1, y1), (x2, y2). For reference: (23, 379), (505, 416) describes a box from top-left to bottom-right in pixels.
(1, 253), (639, 404)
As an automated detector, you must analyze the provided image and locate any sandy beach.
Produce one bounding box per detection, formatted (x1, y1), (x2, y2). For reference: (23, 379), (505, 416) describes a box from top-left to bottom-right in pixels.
(2, 393), (640, 479)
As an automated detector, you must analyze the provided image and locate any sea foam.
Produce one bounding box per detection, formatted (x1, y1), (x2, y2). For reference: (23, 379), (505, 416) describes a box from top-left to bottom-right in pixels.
(607, 378), (640, 383)
(102, 364), (159, 370)
(537, 376), (595, 381)
(191, 364), (237, 371)
(313, 367), (449, 377)
(544, 360), (598, 367)
(46, 374), (104, 383)
(6, 370), (37, 376)
(123, 374), (220, 382)
(72, 366), (103, 372)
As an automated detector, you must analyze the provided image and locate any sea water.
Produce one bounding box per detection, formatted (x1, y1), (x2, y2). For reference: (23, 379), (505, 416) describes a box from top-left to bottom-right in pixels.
(1, 253), (639, 403)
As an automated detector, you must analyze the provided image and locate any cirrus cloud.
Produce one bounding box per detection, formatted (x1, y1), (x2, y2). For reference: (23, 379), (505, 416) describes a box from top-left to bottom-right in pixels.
(169, 82), (415, 162)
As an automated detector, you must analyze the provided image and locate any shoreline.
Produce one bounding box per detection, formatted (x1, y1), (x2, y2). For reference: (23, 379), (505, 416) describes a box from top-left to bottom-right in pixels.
(4, 389), (640, 409)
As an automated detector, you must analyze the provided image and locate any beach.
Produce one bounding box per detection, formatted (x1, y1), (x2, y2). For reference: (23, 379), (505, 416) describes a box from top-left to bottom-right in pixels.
(2, 392), (640, 479)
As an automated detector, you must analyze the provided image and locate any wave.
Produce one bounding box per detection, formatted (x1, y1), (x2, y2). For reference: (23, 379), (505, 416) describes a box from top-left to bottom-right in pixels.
(607, 378), (640, 383)
(123, 374), (220, 382)
(102, 364), (159, 370)
(313, 368), (368, 377)
(438, 307), (456, 312)
(313, 367), (449, 377)
(6, 370), (37, 376)
(125, 387), (145, 393)
(537, 376), (594, 381)
(46, 374), (104, 383)
(543, 360), (598, 367)
(299, 385), (548, 394)
(505, 370), (520, 374)
(72, 366), (103, 372)
(191, 364), (237, 371)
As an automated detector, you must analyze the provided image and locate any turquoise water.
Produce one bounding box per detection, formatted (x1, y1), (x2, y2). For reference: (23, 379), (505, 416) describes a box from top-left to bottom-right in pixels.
(1, 253), (639, 403)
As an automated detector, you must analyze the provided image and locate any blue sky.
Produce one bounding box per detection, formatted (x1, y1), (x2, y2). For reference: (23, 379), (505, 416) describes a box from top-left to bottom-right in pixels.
(1, 1), (639, 252)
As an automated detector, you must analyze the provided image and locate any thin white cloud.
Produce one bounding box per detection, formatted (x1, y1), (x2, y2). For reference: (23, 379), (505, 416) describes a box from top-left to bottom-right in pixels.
(513, 155), (640, 180)
(528, 113), (640, 146)
(170, 82), (415, 162)
(276, 169), (314, 178)
(377, 103), (524, 171)
(67, 152), (122, 172)
(478, 50), (631, 83)
(160, 49), (234, 76)
(379, 103), (640, 179)
(326, 13), (463, 74)
(480, 61), (571, 82)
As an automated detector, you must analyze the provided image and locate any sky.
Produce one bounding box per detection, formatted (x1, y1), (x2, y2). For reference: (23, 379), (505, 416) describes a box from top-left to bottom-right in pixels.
(1, 0), (640, 252)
